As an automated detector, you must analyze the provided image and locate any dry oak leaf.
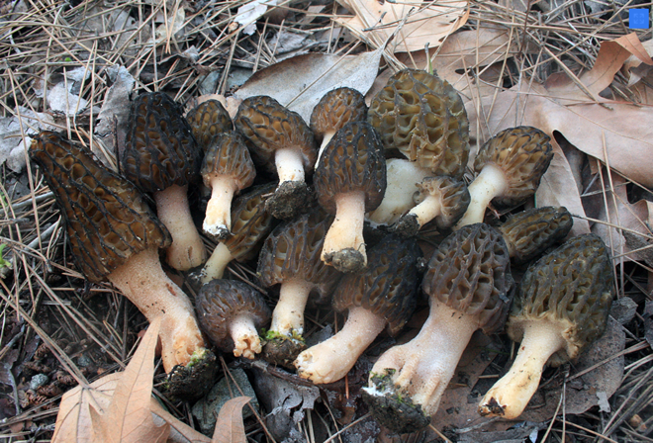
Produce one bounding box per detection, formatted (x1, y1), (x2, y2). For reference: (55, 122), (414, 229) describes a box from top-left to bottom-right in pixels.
(52, 317), (212, 443)
(335, 0), (469, 52)
(211, 396), (252, 443)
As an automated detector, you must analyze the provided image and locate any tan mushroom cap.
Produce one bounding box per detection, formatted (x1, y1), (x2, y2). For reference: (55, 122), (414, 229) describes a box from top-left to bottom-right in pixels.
(201, 131), (255, 190)
(473, 126), (553, 207)
(122, 91), (201, 193)
(186, 99), (233, 151)
(311, 87), (367, 141)
(498, 206), (573, 265)
(423, 223), (513, 333)
(368, 68), (470, 177)
(29, 131), (171, 282)
(508, 233), (614, 364)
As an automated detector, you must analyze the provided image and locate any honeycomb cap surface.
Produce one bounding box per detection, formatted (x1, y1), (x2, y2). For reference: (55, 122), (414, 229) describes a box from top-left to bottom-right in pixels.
(201, 131), (256, 190)
(311, 87), (367, 139)
(186, 99), (233, 151)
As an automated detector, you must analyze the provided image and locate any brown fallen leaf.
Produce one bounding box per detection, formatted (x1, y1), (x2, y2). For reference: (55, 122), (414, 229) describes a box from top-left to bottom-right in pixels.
(334, 0), (469, 53)
(211, 396), (252, 443)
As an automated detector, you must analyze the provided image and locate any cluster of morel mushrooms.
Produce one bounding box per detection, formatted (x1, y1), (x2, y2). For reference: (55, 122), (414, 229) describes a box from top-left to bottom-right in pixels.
(29, 68), (615, 433)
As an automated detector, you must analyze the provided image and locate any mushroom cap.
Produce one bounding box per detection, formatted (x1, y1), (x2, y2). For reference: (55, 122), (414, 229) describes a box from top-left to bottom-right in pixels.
(498, 206), (573, 265)
(422, 223), (513, 333)
(196, 279), (271, 354)
(257, 210), (341, 300)
(473, 126), (553, 207)
(29, 131), (171, 283)
(314, 121), (387, 213)
(122, 92), (202, 193)
(224, 182), (277, 261)
(234, 95), (317, 173)
(186, 99), (233, 151)
(418, 175), (470, 229)
(367, 68), (470, 177)
(333, 235), (421, 335)
(310, 87), (368, 140)
(200, 131), (256, 190)
(508, 233), (614, 364)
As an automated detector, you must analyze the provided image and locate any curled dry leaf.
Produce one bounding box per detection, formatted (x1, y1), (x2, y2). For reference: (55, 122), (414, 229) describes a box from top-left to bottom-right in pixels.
(335, 0), (469, 52)
(211, 396), (252, 443)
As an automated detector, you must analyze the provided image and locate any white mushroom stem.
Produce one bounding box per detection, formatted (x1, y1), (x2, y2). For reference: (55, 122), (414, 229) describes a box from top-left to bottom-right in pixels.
(315, 131), (336, 167)
(154, 184), (208, 271)
(275, 147), (306, 184)
(368, 303), (479, 417)
(203, 175), (239, 237)
(295, 306), (387, 384)
(270, 278), (316, 337)
(322, 190), (366, 262)
(201, 242), (233, 284)
(454, 164), (508, 229)
(229, 313), (263, 359)
(478, 319), (566, 419)
(107, 247), (206, 373)
(405, 193), (443, 229)
(367, 159), (431, 226)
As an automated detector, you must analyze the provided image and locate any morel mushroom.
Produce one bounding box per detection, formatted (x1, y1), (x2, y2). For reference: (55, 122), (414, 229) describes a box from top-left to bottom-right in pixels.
(294, 235), (421, 384)
(235, 96), (317, 219)
(121, 91), (206, 271)
(314, 121), (386, 273)
(393, 175), (470, 237)
(200, 131), (256, 239)
(196, 279), (271, 359)
(186, 99), (233, 150)
(362, 224), (513, 433)
(257, 210), (342, 367)
(498, 206), (573, 265)
(455, 126), (553, 229)
(29, 131), (207, 375)
(200, 183), (276, 284)
(311, 87), (367, 164)
(366, 69), (470, 226)
(478, 234), (614, 419)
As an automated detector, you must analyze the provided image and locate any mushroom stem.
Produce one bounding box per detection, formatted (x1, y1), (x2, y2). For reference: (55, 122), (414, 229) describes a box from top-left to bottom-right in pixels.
(107, 247), (205, 373)
(455, 164), (508, 228)
(370, 303), (479, 416)
(154, 184), (208, 271)
(203, 176), (239, 238)
(229, 313), (263, 359)
(270, 278), (315, 337)
(405, 194), (443, 229)
(295, 306), (387, 384)
(478, 319), (566, 419)
(315, 131), (336, 166)
(322, 190), (366, 264)
(275, 147), (306, 184)
(201, 242), (233, 283)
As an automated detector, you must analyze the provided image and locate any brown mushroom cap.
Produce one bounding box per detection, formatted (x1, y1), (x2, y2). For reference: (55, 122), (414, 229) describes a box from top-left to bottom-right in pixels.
(498, 206), (573, 265)
(333, 234), (421, 335)
(196, 279), (271, 354)
(186, 99), (233, 151)
(368, 68), (470, 177)
(29, 131), (171, 282)
(473, 126), (553, 207)
(201, 131), (255, 190)
(509, 233), (614, 362)
(122, 91), (201, 193)
(423, 223), (513, 333)
(310, 87), (367, 142)
(314, 121), (387, 213)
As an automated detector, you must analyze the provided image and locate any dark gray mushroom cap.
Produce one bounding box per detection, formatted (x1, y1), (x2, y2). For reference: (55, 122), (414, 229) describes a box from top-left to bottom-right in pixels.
(122, 92), (201, 193)
(186, 99), (233, 151)
(310, 87), (367, 140)
(234, 95), (317, 173)
(508, 233), (614, 365)
(29, 131), (171, 283)
(473, 126), (553, 207)
(498, 206), (573, 265)
(314, 121), (387, 213)
(422, 223), (513, 334)
(333, 235), (421, 335)
(196, 279), (271, 354)
(367, 68), (470, 177)
(200, 131), (256, 190)
(257, 210), (341, 301)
